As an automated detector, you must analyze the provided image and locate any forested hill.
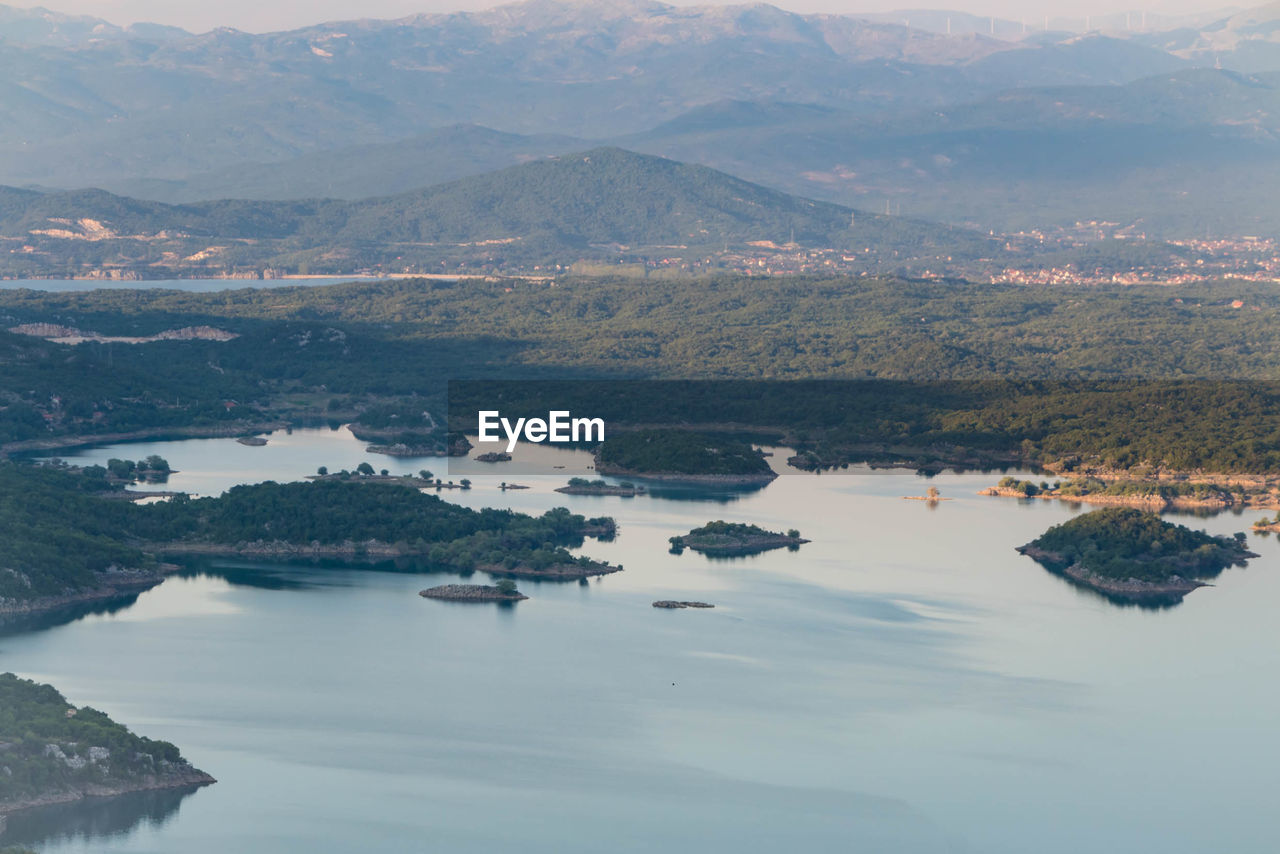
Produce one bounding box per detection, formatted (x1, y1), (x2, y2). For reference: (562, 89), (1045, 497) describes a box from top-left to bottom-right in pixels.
(0, 148), (1000, 277)
(338, 147), (987, 253)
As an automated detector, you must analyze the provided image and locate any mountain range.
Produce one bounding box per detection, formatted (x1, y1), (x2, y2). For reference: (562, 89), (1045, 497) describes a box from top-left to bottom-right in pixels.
(2, 0), (1279, 240)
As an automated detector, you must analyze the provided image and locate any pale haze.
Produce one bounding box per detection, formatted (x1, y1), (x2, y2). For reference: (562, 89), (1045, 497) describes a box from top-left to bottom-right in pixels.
(20, 0), (1243, 34)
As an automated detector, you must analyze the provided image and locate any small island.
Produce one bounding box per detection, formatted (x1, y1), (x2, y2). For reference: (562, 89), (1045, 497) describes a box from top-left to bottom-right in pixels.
(474, 451), (512, 463)
(0, 674), (214, 817)
(652, 600), (714, 609)
(595, 429), (777, 485)
(482, 558), (622, 580)
(420, 581), (527, 602)
(555, 478), (646, 496)
(1017, 507), (1256, 605)
(309, 466), (472, 490)
(235, 436), (268, 446)
(669, 521), (808, 556)
(903, 486), (949, 502)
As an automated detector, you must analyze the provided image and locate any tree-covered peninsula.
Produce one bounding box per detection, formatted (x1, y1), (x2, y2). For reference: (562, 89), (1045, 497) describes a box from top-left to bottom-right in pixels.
(0, 464), (619, 616)
(669, 521), (807, 557)
(596, 429), (776, 484)
(0, 674), (213, 816)
(1017, 507), (1256, 605)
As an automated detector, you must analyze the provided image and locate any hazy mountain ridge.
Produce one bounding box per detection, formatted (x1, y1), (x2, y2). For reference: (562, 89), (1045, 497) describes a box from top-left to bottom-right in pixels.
(108, 125), (588, 204)
(1, 0), (1260, 190)
(0, 146), (1003, 277)
(69, 65), (1280, 238)
(617, 67), (1280, 236)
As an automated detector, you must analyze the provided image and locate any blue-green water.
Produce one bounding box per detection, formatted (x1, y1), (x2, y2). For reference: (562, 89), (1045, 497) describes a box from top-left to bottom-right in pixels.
(7, 427), (1278, 852)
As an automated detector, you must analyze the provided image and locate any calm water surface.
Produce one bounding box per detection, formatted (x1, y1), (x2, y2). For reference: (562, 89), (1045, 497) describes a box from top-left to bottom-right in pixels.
(6, 427), (1277, 853)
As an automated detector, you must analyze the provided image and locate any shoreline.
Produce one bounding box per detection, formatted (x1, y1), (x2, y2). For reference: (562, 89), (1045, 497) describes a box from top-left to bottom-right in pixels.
(1, 421), (290, 459)
(1013, 543), (1244, 604)
(980, 484), (1280, 512)
(0, 569), (171, 617)
(0, 768), (216, 818)
(480, 561), (621, 580)
(593, 464), (777, 486)
(672, 533), (809, 557)
(153, 541), (619, 578)
(420, 584), (527, 602)
(554, 484), (646, 496)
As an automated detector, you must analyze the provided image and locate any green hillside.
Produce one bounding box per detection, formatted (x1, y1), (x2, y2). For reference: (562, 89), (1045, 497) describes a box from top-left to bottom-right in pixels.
(0, 148), (1001, 276)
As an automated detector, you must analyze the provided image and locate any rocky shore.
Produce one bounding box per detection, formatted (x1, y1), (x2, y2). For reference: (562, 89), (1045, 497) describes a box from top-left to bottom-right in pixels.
(481, 561), (622, 580)
(1014, 543), (1240, 605)
(153, 539), (404, 559)
(594, 465), (777, 486)
(0, 567), (172, 617)
(419, 585), (527, 602)
(0, 421), (290, 458)
(555, 482), (646, 496)
(0, 765), (216, 817)
(981, 483), (1280, 512)
(307, 473), (466, 489)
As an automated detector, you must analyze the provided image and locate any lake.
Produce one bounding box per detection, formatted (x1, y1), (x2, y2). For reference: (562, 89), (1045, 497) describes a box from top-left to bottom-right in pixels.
(5, 426), (1277, 853)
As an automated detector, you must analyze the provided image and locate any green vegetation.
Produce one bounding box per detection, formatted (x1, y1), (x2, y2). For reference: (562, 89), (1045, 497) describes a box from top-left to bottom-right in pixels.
(598, 430), (773, 477)
(10, 277), (1280, 476)
(456, 378), (1280, 475)
(1024, 508), (1252, 584)
(557, 478), (643, 495)
(0, 464), (616, 609)
(669, 521), (806, 556)
(0, 149), (998, 278)
(0, 673), (204, 809)
(141, 480), (615, 572)
(0, 465), (154, 606)
(995, 476), (1248, 504)
(105, 456), (171, 483)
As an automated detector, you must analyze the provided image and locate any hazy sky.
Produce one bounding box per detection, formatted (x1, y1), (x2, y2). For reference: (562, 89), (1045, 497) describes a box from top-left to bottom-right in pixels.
(22, 0), (1241, 34)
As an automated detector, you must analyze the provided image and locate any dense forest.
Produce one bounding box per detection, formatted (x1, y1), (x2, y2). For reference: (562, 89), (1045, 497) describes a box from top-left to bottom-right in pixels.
(597, 429), (774, 476)
(0, 465), (614, 607)
(1025, 508), (1252, 584)
(4, 276), (1280, 473)
(0, 673), (200, 809)
(0, 465), (152, 604)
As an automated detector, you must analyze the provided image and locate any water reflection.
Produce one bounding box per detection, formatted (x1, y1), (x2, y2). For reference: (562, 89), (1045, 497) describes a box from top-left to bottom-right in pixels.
(0, 595), (145, 640)
(0, 785), (205, 849)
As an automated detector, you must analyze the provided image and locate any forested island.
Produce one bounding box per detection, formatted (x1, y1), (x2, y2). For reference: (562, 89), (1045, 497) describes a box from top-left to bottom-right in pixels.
(555, 478), (646, 496)
(420, 581), (527, 602)
(0, 464), (617, 616)
(1017, 508), (1256, 605)
(596, 429), (776, 484)
(0, 674), (214, 816)
(669, 521), (807, 557)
